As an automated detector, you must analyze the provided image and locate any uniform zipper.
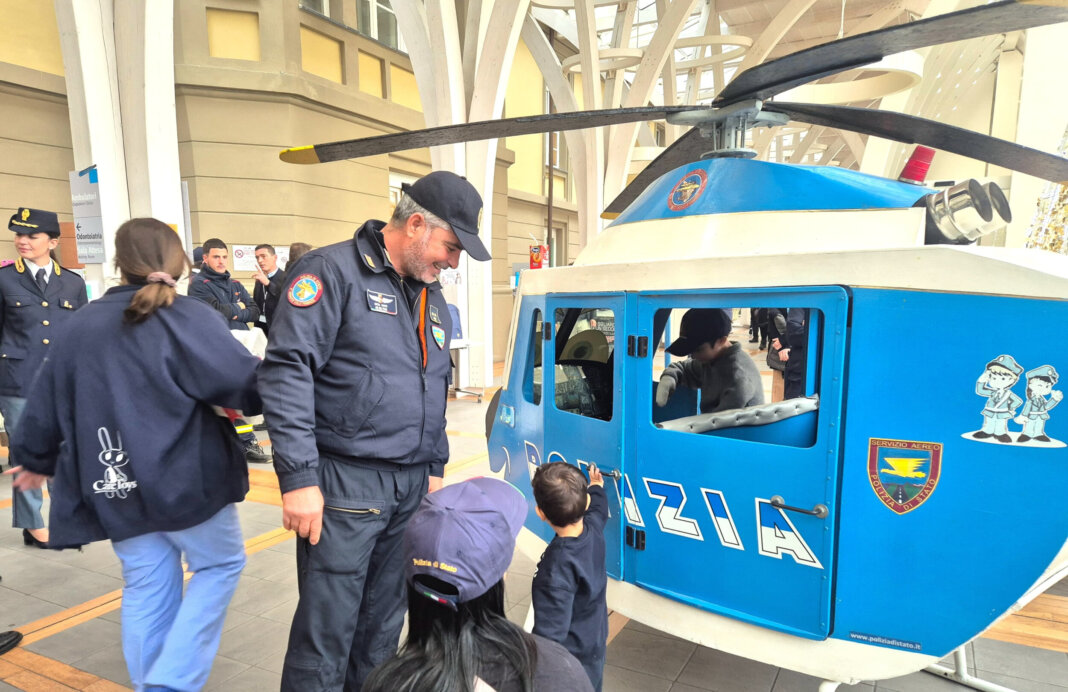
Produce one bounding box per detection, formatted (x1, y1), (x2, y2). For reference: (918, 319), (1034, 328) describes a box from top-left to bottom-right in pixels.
(324, 505), (381, 515)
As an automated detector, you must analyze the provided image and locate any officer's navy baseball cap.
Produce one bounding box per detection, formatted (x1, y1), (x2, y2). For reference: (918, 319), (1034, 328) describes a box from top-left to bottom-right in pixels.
(404, 477), (526, 609)
(666, 308), (733, 356)
(401, 171), (491, 262)
(8, 208), (60, 238)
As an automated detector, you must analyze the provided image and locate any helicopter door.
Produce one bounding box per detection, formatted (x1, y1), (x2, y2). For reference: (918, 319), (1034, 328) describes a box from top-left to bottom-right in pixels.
(543, 295), (626, 580)
(628, 288), (848, 639)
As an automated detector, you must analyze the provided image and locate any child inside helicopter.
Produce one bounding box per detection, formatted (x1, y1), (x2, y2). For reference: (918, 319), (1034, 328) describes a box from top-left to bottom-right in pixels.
(531, 461), (609, 691)
(655, 307), (764, 414)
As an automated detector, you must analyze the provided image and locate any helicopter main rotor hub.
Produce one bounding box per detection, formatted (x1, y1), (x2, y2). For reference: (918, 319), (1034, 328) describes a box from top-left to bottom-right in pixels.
(667, 100), (790, 158)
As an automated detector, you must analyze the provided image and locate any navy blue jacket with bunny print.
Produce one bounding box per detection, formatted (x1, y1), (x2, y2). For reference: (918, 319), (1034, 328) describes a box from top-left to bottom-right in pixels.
(10, 285), (262, 548)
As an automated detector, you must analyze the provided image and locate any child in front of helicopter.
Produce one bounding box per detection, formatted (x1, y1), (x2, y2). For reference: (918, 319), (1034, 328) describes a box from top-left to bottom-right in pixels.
(531, 461), (609, 691)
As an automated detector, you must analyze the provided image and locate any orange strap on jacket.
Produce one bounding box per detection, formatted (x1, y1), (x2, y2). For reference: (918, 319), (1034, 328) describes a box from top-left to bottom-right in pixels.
(417, 288), (428, 369)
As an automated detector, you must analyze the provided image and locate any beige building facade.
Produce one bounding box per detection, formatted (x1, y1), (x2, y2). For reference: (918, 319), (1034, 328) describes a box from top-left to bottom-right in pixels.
(0, 0), (577, 362)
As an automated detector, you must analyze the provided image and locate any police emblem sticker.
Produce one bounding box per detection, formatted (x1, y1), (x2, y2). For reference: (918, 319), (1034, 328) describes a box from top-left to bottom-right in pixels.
(667, 168), (709, 211)
(366, 290), (398, 315)
(429, 305), (441, 324)
(288, 274), (324, 307)
(868, 438), (942, 515)
(432, 325), (446, 349)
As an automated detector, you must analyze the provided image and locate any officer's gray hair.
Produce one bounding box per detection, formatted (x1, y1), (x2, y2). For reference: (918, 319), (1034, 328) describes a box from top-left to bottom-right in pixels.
(392, 193), (451, 233)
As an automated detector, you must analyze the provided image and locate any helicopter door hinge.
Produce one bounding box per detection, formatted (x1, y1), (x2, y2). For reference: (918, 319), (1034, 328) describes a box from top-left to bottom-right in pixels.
(625, 526), (646, 551)
(626, 336), (649, 358)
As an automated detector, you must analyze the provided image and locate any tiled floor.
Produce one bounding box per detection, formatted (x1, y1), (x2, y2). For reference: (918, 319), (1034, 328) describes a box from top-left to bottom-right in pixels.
(2, 357), (1067, 691)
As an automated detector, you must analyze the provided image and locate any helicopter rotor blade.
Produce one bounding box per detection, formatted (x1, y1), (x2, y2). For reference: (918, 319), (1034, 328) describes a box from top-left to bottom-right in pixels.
(764, 102), (1068, 183)
(280, 106), (707, 164)
(716, 0), (1068, 106)
(603, 129), (709, 217)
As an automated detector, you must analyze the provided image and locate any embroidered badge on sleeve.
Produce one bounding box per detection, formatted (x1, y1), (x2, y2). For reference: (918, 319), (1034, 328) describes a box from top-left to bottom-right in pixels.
(288, 274), (324, 307)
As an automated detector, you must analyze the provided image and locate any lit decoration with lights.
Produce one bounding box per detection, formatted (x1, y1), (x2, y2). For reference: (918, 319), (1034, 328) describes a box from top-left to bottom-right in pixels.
(1025, 124), (1068, 255)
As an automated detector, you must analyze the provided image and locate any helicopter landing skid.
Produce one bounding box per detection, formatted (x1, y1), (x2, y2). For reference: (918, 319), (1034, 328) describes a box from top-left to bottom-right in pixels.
(924, 647), (1016, 692)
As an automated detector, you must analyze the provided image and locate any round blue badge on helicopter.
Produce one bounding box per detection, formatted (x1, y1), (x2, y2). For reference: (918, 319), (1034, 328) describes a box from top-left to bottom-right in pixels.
(288, 273), (324, 307)
(667, 168), (708, 211)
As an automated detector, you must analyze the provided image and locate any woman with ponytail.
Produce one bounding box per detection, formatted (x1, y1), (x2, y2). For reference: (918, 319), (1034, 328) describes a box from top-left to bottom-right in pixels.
(4, 218), (261, 692)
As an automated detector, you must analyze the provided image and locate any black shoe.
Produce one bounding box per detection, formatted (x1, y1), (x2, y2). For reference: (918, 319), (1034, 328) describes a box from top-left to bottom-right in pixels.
(253, 423), (268, 432)
(245, 446), (272, 463)
(972, 431), (992, 439)
(1036, 435), (1052, 442)
(1017, 434), (1031, 443)
(996, 434), (1012, 443)
(759, 341), (767, 350)
(0, 630), (22, 656)
(22, 529), (48, 549)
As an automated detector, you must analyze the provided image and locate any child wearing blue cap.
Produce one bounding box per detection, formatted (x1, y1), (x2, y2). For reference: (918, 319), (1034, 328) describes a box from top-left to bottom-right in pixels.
(530, 462), (609, 691)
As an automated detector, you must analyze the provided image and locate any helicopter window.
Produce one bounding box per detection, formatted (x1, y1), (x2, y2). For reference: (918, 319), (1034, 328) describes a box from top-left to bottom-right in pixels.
(552, 307), (615, 421)
(651, 306), (820, 447)
(524, 309), (544, 405)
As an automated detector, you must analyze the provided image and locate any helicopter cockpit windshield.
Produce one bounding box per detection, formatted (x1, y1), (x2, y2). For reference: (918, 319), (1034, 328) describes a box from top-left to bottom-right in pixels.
(528, 307), (616, 422)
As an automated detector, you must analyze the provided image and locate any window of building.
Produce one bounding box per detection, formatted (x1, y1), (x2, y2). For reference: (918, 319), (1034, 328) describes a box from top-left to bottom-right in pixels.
(301, 0), (329, 18)
(358, 0), (405, 51)
(388, 171), (419, 206)
(553, 307), (615, 421)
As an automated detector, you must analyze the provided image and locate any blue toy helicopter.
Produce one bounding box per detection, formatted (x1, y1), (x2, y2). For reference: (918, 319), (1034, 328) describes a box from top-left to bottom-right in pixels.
(283, 3), (1068, 688)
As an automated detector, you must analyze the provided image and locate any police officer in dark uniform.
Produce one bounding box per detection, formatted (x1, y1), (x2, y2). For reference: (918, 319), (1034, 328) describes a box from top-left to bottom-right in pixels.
(0, 207), (87, 548)
(259, 171), (490, 691)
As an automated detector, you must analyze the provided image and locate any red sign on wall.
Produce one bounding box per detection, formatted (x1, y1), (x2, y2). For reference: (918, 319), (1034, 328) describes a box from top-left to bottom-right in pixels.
(529, 244), (549, 269)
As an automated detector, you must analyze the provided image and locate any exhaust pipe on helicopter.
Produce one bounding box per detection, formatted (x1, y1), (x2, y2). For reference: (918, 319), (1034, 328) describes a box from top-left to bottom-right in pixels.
(917, 179), (1011, 245)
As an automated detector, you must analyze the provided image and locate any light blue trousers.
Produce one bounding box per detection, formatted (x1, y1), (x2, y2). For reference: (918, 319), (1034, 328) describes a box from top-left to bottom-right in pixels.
(0, 394), (47, 530)
(111, 503), (246, 692)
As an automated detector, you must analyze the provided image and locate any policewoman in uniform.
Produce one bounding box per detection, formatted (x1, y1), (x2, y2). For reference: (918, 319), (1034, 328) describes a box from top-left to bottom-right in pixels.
(259, 171), (491, 691)
(6, 218), (260, 690)
(0, 207), (87, 548)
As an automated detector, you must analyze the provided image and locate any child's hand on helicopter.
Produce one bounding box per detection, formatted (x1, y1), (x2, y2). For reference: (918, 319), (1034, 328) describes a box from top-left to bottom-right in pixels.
(587, 464), (604, 488)
(655, 374), (676, 406)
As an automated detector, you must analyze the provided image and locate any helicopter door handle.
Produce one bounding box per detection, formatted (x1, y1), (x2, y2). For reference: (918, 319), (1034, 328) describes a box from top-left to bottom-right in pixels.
(590, 464), (621, 480)
(770, 495), (828, 519)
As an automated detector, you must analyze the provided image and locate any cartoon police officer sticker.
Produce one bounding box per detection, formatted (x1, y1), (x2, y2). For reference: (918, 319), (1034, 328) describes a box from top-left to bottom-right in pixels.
(1016, 365), (1063, 445)
(288, 274), (324, 307)
(964, 355), (1065, 447)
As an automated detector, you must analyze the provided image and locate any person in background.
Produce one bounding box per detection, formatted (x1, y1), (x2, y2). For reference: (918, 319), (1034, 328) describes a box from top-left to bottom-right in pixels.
(5, 218), (261, 691)
(531, 462), (609, 691)
(252, 244), (285, 336)
(0, 207), (87, 549)
(191, 246), (204, 276)
(188, 237), (269, 463)
(287, 241), (312, 269)
(362, 477), (594, 692)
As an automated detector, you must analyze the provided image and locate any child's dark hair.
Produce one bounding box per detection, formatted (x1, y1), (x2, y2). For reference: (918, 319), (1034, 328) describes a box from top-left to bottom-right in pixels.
(531, 461), (588, 527)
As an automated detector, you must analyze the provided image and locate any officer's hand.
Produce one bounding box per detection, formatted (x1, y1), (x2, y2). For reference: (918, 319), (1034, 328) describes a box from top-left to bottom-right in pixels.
(282, 486), (324, 545)
(977, 372), (989, 384)
(428, 476), (444, 493)
(2, 466), (49, 492)
(655, 376), (676, 407)
(1053, 391), (1064, 401)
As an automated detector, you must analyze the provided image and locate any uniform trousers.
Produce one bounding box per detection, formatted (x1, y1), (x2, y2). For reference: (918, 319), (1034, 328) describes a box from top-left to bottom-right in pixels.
(280, 455), (429, 692)
(111, 503), (246, 692)
(0, 395), (48, 530)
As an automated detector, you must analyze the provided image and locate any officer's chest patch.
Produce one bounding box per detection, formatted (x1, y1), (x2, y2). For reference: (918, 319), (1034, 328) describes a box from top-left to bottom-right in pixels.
(429, 305), (441, 324)
(366, 289), (398, 315)
(432, 325), (446, 349)
(288, 274), (324, 307)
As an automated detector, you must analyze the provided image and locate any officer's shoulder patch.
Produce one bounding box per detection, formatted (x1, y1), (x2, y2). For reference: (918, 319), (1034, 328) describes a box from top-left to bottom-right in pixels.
(288, 273), (324, 307)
